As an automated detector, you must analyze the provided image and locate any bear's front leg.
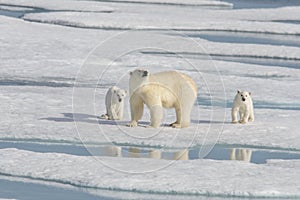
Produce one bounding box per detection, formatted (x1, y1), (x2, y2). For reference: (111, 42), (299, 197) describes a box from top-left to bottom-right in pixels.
(248, 108), (254, 122)
(127, 95), (143, 127)
(111, 105), (120, 120)
(231, 107), (239, 123)
(239, 111), (250, 124)
(114, 104), (123, 120)
(149, 105), (163, 128)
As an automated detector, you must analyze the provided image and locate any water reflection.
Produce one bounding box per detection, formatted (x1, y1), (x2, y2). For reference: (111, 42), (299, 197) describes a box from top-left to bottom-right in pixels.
(99, 146), (251, 161)
(102, 146), (122, 157)
(230, 148), (252, 162)
(148, 149), (161, 159)
(2, 140), (298, 164)
(98, 146), (190, 161)
(97, 146), (300, 164)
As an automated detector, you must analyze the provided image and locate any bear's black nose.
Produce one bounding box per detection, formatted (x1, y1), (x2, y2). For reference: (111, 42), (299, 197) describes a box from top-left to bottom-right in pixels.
(119, 99), (122, 102)
(142, 71), (148, 77)
(242, 97), (246, 101)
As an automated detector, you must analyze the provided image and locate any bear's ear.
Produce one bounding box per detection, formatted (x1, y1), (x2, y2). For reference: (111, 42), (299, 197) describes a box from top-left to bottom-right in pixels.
(129, 71), (133, 76)
(249, 92), (251, 96)
(113, 89), (117, 93)
(237, 90), (241, 94)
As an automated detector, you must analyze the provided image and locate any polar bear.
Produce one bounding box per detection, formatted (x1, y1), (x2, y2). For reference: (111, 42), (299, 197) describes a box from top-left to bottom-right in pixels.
(127, 69), (197, 128)
(231, 90), (254, 124)
(101, 86), (127, 120)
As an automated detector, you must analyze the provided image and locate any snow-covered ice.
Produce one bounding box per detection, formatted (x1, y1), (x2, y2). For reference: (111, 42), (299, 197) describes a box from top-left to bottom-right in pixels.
(0, 148), (300, 198)
(0, 0), (300, 199)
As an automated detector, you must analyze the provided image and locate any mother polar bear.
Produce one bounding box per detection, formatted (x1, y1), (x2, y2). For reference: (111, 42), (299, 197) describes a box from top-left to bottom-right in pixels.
(127, 69), (197, 128)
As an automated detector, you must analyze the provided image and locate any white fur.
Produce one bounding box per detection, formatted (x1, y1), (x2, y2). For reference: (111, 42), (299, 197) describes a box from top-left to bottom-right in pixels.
(101, 86), (127, 120)
(127, 69), (197, 128)
(231, 90), (254, 124)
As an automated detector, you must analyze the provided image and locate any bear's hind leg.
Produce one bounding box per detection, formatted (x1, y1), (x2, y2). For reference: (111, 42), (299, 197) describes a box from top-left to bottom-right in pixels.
(172, 100), (194, 128)
(178, 104), (192, 128)
(100, 114), (109, 119)
(170, 106), (181, 128)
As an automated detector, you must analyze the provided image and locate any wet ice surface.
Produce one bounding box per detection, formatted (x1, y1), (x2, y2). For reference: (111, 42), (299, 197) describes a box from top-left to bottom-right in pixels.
(0, 0), (300, 199)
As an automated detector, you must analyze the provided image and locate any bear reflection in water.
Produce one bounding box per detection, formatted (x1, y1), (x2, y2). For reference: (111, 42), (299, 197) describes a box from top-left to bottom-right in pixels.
(98, 146), (254, 162)
(99, 146), (189, 160)
(230, 148), (252, 162)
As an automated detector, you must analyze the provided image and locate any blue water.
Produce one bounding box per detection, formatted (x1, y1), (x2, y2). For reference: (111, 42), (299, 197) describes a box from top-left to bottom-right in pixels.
(189, 31), (300, 48)
(0, 178), (111, 200)
(1, 141), (299, 164)
(221, 0), (300, 9)
(0, 9), (25, 18)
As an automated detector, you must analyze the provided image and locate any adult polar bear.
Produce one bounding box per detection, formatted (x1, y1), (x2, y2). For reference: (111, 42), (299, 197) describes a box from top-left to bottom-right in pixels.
(127, 69), (197, 128)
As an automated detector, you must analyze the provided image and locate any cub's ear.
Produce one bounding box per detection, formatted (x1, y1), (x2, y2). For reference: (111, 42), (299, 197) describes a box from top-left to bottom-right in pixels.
(249, 92), (251, 96)
(237, 90), (241, 94)
(129, 71), (133, 75)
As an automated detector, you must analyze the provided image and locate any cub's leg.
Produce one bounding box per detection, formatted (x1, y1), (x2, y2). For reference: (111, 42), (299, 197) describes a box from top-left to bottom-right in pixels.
(248, 107), (254, 122)
(239, 110), (249, 124)
(231, 107), (239, 123)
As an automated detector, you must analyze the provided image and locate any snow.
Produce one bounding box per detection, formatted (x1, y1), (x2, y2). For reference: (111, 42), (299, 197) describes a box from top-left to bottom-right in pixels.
(0, 0), (300, 198)
(0, 0), (233, 8)
(21, 6), (300, 35)
(96, 0), (233, 7)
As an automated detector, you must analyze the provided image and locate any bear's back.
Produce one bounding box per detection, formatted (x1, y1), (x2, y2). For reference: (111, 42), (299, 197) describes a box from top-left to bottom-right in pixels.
(149, 71), (197, 95)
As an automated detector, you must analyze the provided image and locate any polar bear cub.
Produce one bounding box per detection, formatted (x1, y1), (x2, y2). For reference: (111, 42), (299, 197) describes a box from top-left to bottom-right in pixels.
(101, 86), (127, 120)
(232, 90), (254, 124)
(127, 69), (197, 128)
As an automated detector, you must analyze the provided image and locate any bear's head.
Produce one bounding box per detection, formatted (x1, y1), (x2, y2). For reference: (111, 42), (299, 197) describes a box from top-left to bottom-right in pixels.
(112, 87), (127, 103)
(129, 69), (150, 94)
(236, 90), (251, 103)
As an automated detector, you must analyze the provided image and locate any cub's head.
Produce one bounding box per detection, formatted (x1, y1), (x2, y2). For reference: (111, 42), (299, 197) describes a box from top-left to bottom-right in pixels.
(112, 87), (127, 103)
(235, 90), (251, 103)
(129, 69), (150, 93)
